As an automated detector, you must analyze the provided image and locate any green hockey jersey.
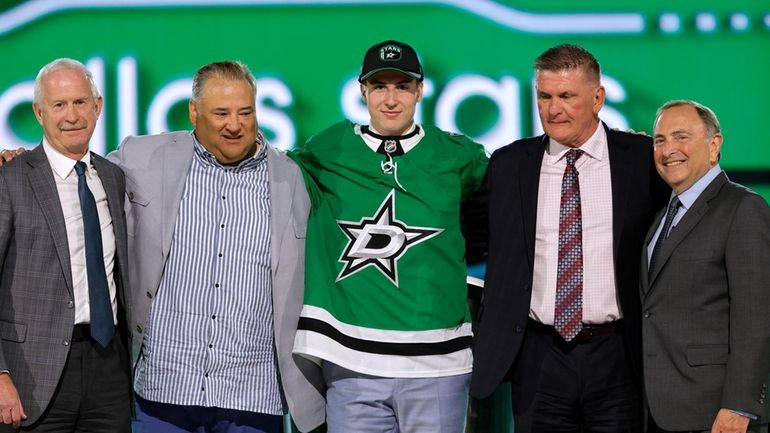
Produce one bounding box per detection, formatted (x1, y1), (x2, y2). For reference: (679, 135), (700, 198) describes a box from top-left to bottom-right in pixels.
(292, 120), (488, 378)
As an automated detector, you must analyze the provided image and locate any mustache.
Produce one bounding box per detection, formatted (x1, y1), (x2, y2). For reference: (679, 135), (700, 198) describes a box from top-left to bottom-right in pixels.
(60, 125), (87, 131)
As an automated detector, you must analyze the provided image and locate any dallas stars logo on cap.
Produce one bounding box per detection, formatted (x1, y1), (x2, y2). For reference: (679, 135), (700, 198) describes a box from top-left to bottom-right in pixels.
(336, 190), (443, 287)
(379, 44), (402, 61)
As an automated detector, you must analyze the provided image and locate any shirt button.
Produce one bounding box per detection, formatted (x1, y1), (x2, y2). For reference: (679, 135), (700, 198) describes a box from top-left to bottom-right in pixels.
(218, 253), (223, 258)
(62, 339), (69, 346)
(136, 325), (143, 333)
(146, 291), (153, 299)
(208, 344), (213, 349)
(514, 325), (523, 333)
(212, 315), (216, 320)
(128, 191), (135, 200)
(215, 283), (220, 288)
(643, 310), (651, 318)
(220, 224), (225, 228)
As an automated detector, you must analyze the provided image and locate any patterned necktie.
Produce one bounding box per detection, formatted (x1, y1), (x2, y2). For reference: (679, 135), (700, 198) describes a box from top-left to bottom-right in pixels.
(74, 161), (114, 347)
(555, 149), (584, 341)
(648, 197), (681, 278)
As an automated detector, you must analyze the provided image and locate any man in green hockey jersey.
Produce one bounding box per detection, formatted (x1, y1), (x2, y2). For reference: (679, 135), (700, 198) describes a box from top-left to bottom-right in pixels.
(291, 40), (488, 433)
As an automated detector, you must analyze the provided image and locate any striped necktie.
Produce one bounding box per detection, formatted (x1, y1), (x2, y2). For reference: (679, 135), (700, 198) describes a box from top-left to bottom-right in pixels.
(648, 196), (681, 278)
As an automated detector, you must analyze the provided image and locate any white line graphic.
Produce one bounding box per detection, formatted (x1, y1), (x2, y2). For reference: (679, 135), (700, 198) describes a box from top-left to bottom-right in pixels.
(0, 0), (645, 37)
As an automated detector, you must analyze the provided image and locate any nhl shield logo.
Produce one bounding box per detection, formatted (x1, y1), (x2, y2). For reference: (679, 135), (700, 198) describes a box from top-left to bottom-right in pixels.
(383, 140), (398, 154)
(380, 45), (402, 61)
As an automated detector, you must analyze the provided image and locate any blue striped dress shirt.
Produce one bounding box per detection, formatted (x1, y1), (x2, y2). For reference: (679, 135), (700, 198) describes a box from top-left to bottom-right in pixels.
(134, 132), (282, 414)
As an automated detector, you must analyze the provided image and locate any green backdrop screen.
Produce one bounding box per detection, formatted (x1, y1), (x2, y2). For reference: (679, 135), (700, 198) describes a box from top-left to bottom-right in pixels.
(1, 0), (768, 195)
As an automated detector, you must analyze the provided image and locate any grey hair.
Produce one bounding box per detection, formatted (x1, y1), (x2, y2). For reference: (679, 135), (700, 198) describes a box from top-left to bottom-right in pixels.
(33, 58), (100, 106)
(655, 100), (721, 139)
(190, 60), (257, 105)
(534, 44), (601, 84)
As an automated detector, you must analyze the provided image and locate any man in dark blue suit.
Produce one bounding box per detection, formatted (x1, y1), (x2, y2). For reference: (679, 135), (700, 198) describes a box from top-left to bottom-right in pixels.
(470, 44), (669, 432)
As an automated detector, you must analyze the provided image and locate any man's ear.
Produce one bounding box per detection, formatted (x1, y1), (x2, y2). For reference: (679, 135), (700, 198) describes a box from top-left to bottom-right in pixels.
(188, 99), (198, 127)
(709, 132), (723, 164)
(592, 85), (606, 115)
(32, 103), (44, 126)
(416, 81), (424, 103)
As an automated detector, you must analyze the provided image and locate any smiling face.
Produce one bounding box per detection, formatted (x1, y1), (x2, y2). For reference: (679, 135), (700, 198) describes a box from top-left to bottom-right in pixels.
(535, 67), (605, 148)
(361, 70), (423, 136)
(653, 105), (722, 194)
(33, 68), (102, 159)
(189, 76), (258, 165)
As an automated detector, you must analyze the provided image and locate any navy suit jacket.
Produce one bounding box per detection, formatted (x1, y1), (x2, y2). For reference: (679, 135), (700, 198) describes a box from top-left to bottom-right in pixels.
(470, 123), (669, 399)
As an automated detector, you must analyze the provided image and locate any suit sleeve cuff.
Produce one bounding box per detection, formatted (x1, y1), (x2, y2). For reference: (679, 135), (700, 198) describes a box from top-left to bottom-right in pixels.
(727, 409), (758, 420)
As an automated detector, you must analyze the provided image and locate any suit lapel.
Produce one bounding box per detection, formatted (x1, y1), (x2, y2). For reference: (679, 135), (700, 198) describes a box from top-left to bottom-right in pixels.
(267, 144), (292, 279)
(522, 137), (546, 268)
(647, 173), (727, 289)
(92, 154), (122, 229)
(92, 154), (127, 288)
(641, 206), (666, 295)
(26, 145), (74, 297)
(160, 134), (195, 258)
(606, 126), (632, 265)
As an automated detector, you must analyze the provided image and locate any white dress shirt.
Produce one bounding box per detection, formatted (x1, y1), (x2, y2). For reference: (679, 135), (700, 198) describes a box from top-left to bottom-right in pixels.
(42, 138), (118, 325)
(531, 123), (621, 325)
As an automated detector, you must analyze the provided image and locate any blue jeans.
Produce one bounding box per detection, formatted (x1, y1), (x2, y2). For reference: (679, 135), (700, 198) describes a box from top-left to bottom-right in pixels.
(133, 395), (282, 433)
(323, 362), (470, 433)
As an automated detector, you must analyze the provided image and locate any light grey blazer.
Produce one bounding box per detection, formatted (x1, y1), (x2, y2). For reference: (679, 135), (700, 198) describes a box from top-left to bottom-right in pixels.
(0, 145), (130, 426)
(640, 172), (770, 431)
(107, 131), (325, 432)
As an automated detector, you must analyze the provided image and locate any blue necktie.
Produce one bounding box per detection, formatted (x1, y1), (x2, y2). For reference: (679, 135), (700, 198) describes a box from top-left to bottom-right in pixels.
(74, 161), (114, 347)
(648, 196), (681, 279)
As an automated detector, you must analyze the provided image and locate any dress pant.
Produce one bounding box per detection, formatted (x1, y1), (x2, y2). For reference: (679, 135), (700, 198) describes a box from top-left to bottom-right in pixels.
(24, 327), (131, 433)
(133, 395), (282, 433)
(323, 362), (470, 433)
(509, 320), (641, 433)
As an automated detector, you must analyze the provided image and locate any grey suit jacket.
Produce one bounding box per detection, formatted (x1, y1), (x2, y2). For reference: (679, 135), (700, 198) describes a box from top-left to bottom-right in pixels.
(107, 131), (325, 432)
(641, 172), (770, 431)
(0, 145), (130, 426)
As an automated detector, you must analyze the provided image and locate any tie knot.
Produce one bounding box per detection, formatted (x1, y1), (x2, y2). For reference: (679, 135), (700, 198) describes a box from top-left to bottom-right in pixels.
(668, 196), (681, 213)
(566, 149), (583, 166)
(74, 161), (87, 177)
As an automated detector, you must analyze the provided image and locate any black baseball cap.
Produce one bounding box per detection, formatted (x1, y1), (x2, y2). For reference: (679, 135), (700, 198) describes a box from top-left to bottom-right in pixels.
(358, 40), (424, 83)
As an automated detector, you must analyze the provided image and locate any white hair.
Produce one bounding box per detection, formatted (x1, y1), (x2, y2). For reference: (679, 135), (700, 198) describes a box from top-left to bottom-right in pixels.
(33, 58), (100, 105)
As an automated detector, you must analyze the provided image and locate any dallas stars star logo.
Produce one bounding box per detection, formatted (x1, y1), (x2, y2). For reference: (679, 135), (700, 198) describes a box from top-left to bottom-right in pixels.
(336, 190), (443, 287)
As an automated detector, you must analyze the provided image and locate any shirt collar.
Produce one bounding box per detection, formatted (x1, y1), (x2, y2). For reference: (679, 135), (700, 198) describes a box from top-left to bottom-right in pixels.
(191, 130), (268, 170)
(672, 164), (722, 211)
(545, 121), (606, 165)
(42, 137), (92, 180)
(355, 123), (424, 153)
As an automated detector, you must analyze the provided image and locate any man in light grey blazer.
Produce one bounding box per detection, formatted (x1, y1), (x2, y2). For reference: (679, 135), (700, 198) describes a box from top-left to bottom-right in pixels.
(0, 59), (131, 431)
(642, 100), (770, 433)
(107, 61), (324, 433)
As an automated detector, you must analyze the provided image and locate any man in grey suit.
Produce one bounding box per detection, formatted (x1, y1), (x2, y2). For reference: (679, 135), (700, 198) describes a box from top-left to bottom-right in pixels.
(108, 61), (324, 433)
(642, 100), (770, 433)
(0, 59), (131, 431)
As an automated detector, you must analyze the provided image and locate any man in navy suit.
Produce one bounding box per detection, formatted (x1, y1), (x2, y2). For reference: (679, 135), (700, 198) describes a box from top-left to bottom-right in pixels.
(470, 44), (669, 432)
